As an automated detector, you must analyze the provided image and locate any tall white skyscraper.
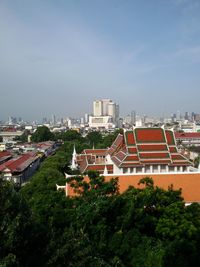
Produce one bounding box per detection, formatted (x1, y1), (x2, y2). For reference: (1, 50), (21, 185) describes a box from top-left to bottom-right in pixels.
(108, 102), (116, 122)
(102, 99), (112, 116)
(85, 113), (89, 123)
(90, 99), (119, 128)
(93, 100), (103, 116)
(52, 114), (56, 125)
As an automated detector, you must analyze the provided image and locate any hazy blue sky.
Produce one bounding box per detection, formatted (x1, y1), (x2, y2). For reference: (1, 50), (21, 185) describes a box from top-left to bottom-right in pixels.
(0, 0), (200, 121)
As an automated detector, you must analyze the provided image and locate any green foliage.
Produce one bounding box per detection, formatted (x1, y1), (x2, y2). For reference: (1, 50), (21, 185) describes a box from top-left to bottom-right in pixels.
(102, 129), (122, 148)
(31, 126), (54, 142)
(194, 156), (200, 168)
(55, 130), (83, 142)
(0, 178), (45, 267)
(2, 134), (200, 267)
(14, 130), (30, 143)
(86, 131), (103, 147)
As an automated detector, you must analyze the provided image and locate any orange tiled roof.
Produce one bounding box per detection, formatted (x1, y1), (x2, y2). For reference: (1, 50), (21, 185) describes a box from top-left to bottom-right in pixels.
(107, 134), (124, 155)
(108, 128), (191, 168)
(84, 149), (107, 156)
(135, 128), (165, 143)
(165, 130), (176, 145)
(125, 131), (136, 146)
(175, 132), (200, 139)
(137, 144), (168, 151)
(77, 148), (112, 174)
(169, 147), (178, 153)
(76, 128), (191, 174)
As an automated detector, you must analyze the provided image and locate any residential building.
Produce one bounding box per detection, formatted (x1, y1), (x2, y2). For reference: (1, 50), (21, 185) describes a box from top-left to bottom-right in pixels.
(0, 152), (40, 185)
(175, 132), (200, 146)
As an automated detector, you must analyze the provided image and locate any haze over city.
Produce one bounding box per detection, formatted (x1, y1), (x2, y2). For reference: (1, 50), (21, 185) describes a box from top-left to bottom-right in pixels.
(0, 0), (200, 121)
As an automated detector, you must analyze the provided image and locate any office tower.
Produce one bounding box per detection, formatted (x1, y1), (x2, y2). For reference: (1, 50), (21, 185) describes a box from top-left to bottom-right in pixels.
(52, 114), (56, 125)
(93, 100), (103, 116)
(131, 110), (136, 125)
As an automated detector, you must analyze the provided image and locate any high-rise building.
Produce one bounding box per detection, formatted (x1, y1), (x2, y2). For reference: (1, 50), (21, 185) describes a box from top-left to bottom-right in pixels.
(52, 114), (56, 125)
(102, 99), (112, 116)
(85, 113), (89, 124)
(90, 99), (119, 129)
(80, 117), (85, 125)
(176, 110), (181, 121)
(93, 99), (118, 121)
(108, 102), (116, 122)
(131, 110), (136, 125)
(93, 100), (103, 116)
(8, 116), (13, 125)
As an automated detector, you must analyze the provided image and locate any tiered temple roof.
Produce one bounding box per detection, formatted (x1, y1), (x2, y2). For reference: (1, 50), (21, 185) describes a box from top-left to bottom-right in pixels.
(108, 128), (191, 168)
(76, 149), (113, 174)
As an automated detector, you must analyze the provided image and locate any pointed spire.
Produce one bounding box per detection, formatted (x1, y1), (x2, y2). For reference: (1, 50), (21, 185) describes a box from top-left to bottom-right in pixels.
(71, 144), (77, 170)
(103, 165), (108, 175)
(73, 144), (77, 156)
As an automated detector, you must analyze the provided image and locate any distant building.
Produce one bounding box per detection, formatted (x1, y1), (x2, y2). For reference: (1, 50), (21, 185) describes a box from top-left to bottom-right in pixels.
(51, 114), (56, 125)
(0, 130), (24, 142)
(93, 100), (103, 116)
(194, 114), (200, 122)
(89, 99), (119, 129)
(175, 132), (200, 146)
(88, 116), (115, 129)
(84, 113), (89, 124)
(0, 151), (12, 164)
(0, 152), (40, 185)
(131, 110), (136, 125)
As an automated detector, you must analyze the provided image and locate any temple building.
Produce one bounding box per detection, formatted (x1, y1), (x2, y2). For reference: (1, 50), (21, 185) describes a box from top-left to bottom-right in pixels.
(58, 127), (200, 203)
(76, 149), (113, 174)
(74, 127), (192, 175)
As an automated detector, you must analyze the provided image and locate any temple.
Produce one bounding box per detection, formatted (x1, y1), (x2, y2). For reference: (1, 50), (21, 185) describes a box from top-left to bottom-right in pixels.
(59, 127), (200, 203)
(75, 127), (192, 175)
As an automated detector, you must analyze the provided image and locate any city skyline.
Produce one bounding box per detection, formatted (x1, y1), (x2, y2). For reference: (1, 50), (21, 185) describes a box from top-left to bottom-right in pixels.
(1, 0), (200, 121)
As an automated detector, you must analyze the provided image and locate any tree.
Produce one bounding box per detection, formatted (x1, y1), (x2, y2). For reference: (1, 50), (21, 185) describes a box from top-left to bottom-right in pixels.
(31, 126), (54, 142)
(9, 136), (200, 267)
(14, 130), (30, 143)
(0, 178), (44, 267)
(86, 131), (103, 147)
(55, 130), (83, 142)
(194, 156), (200, 168)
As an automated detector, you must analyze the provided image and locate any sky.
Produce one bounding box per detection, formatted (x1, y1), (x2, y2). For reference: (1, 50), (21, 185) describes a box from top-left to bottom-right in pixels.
(0, 0), (200, 121)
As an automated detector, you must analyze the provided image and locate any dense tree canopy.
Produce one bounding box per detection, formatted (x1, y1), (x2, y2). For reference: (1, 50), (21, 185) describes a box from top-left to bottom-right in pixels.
(55, 130), (83, 142)
(31, 126), (54, 142)
(1, 134), (200, 266)
(3, 163), (200, 266)
(85, 131), (103, 147)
